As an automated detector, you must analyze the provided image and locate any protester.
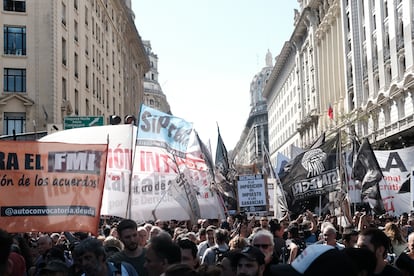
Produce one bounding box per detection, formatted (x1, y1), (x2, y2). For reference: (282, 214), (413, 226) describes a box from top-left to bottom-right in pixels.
(137, 226), (149, 247)
(341, 229), (359, 248)
(232, 246), (266, 276)
(108, 219), (147, 276)
(322, 225), (345, 249)
(29, 234), (54, 276)
(201, 228), (229, 265)
(285, 224), (306, 264)
(384, 221), (407, 258)
(74, 238), (137, 276)
(178, 238), (200, 269)
(357, 227), (403, 276)
(144, 234), (181, 276)
(251, 229), (279, 276)
(197, 226), (216, 260)
(408, 232), (414, 260)
(269, 220), (286, 263)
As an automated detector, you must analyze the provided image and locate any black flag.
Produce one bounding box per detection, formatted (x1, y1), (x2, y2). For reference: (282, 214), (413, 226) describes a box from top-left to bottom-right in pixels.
(281, 134), (340, 214)
(351, 138), (386, 215)
(215, 126), (229, 179)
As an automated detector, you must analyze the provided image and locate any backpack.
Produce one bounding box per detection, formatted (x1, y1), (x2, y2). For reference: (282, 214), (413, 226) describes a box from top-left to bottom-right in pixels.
(214, 247), (229, 263)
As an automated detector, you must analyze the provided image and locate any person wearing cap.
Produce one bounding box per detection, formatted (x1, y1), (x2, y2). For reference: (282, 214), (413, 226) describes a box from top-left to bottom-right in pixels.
(357, 228), (403, 276)
(197, 225), (216, 261)
(233, 246), (266, 276)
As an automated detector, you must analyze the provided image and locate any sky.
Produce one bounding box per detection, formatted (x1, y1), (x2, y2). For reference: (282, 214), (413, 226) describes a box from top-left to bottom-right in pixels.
(132, 1), (299, 154)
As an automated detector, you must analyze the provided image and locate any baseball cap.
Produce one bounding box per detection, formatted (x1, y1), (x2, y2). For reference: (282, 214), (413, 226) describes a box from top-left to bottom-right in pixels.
(233, 246), (265, 265)
(271, 244), (358, 276)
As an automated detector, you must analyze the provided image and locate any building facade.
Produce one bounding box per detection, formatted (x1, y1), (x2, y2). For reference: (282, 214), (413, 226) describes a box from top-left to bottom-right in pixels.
(0, 0), (149, 137)
(232, 51), (273, 168)
(343, 0), (414, 149)
(142, 40), (171, 114)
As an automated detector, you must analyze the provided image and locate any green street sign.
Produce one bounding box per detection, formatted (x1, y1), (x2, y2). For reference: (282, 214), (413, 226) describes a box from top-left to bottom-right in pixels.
(64, 116), (104, 129)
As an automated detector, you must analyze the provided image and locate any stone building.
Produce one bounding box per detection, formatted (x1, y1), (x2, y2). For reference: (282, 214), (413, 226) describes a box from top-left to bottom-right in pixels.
(142, 40), (171, 114)
(0, 0), (149, 137)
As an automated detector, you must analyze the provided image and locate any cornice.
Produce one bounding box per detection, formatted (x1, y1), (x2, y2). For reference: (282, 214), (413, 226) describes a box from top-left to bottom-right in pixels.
(0, 94), (35, 106)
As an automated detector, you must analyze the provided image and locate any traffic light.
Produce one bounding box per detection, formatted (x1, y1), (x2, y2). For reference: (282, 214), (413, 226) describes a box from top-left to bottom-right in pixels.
(109, 115), (122, 125)
(124, 115), (136, 125)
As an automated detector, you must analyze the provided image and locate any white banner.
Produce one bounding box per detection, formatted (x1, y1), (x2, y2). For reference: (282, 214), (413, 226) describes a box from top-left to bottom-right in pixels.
(347, 146), (414, 216)
(39, 124), (135, 218)
(40, 125), (225, 221)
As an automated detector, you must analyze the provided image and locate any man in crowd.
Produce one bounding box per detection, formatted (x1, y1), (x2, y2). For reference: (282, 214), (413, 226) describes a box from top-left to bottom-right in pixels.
(177, 238), (199, 269)
(30, 234), (54, 275)
(201, 228), (229, 265)
(322, 225), (345, 249)
(357, 228), (403, 276)
(197, 225), (216, 260)
(74, 238), (137, 276)
(137, 226), (148, 248)
(144, 234), (181, 276)
(233, 246), (266, 276)
(108, 219), (147, 276)
(342, 229), (359, 248)
(251, 229), (278, 275)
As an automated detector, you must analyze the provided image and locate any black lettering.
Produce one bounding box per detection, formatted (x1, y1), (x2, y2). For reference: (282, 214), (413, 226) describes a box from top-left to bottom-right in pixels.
(382, 152), (407, 172)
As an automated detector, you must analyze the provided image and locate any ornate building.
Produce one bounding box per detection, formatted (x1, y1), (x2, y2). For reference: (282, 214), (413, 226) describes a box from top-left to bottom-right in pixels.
(142, 40), (171, 114)
(233, 51), (273, 168)
(343, 0), (414, 149)
(0, 0), (149, 137)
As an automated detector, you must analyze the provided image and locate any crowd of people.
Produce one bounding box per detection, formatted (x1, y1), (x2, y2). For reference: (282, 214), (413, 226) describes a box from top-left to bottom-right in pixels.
(1, 210), (414, 276)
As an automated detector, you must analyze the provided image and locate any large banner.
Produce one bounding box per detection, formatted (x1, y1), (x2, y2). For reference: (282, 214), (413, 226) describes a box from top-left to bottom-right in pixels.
(40, 122), (225, 222)
(0, 141), (108, 234)
(40, 124), (135, 218)
(137, 104), (193, 158)
(133, 106), (224, 222)
(348, 146), (414, 216)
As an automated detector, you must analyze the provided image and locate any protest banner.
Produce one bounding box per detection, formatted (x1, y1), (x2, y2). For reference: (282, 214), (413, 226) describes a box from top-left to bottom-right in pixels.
(236, 174), (268, 216)
(40, 124), (135, 218)
(0, 141), (108, 234)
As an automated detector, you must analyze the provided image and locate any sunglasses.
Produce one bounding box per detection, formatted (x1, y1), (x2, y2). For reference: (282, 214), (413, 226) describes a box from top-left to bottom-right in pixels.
(253, 244), (271, 249)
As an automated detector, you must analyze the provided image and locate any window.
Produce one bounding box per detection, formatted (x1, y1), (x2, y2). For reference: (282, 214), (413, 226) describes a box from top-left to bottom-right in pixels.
(62, 3), (66, 25)
(74, 20), (78, 42)
(4, 68), (26, 92)
(62, 38), (67, 65)
(85, 65), (89, 88)
(74, 53), (78, 78)
(75, 89), (79, 115)
(3, 0), (25, 12)
(62, 78), (67, 100)
(4, 26), (26, 55)
(3, 112), (25, 135)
